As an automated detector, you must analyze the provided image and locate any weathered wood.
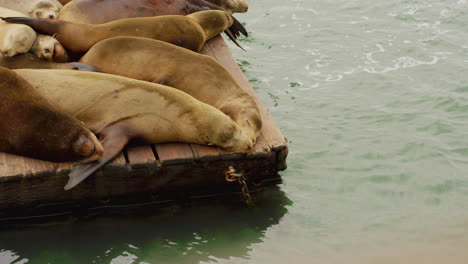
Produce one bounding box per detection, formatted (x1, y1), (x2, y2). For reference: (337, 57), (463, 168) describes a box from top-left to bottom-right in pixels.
(190, 144), (221, 162)
(126, 145), (157, 169)
(155, 143), (194, 166)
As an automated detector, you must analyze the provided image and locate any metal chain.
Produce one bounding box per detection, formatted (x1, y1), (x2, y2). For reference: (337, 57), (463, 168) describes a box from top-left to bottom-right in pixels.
(225, 166), (254, 206)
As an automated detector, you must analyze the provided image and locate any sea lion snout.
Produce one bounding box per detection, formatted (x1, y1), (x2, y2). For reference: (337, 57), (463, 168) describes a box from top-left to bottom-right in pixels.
(72, 133), (104, 161)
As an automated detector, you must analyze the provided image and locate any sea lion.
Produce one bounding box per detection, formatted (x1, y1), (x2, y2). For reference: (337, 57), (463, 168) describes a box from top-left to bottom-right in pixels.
(30, 34), (69, 62)
(2, 10), (237, 53)
(0, 0), (62, 19)
(0, 8), (36, 57)
(58, 0), (247, 24)
(80, 37), (262, 142)
(0, 52), (101, 71)
(28, 0), (61, 19)
(0, 67), (103, 162)
(14, 69), (254, 189)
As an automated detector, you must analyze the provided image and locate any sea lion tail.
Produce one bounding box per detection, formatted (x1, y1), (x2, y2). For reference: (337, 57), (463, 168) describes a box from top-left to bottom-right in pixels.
(64, 125), (129, 190)
(1, 17), (59, 36)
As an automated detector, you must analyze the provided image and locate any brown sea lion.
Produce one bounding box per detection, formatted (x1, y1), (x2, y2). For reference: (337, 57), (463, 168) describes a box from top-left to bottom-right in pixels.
(0, 0), (62, 19)
(2, 10), (237, 53)
(0, 67), (103, 162)
(14, 69), (254, 189)
(58, 0), (247, 23)
(80, 37), (262, 143)
(30, 34), (69, 62)
(0, 52), (101, 71)
(0, 7), (36, 57)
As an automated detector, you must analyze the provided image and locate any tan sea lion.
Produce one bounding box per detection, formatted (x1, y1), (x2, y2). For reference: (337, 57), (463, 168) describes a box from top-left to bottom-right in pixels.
(14, 69), (254, 189)
(80, 37), (262, 142)
(0, 0), (62, 19)
(30, 34), (69, 62)
(0, 8), (36, 57)
(2, 10), (237, 53)
(28, 0), (61, 19)
(0, 67), (103, 162)
(0, 52), (101, 71)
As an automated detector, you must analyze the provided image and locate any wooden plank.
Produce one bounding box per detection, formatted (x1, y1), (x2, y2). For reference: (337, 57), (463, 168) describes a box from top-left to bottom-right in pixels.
(0, 152), (70, 178)
(126, 145), (157, 169)
(107, 152), (126, 166)
(190, 144), (221, 162)
(154, 143), (194, 166)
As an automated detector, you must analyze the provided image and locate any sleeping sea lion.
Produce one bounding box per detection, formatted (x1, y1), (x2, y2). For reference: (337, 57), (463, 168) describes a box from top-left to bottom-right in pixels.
(0, 52), (101, 71)
(30, 34), (69, 62)
(0, 67), (103, 162)
(0, 8), (36, 57)
(80, 37), (262, 142)
(2, 10), (237, 53)
(0, 0), (62, 19)
(14, 69), (254, 189)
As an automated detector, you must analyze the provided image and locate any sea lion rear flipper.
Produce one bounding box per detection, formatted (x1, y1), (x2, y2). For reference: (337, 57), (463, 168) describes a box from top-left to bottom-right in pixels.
(225, 29), (246, 51)
(64, 126), (129, 190)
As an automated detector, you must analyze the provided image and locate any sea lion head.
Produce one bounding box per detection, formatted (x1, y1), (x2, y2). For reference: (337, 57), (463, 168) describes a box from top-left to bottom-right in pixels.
(28, 0), (60, 19)
(221, 0), (249, 13)
(0, 26), (36, 57)
(232, 0), (249, 13)
(30, 34), (69, 62)
(213, 122), (253, 153)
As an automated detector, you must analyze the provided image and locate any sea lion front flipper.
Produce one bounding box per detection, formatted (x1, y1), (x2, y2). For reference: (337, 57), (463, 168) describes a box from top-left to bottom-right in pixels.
(1, 17), (59, 36)
(64, 125), (129, 190)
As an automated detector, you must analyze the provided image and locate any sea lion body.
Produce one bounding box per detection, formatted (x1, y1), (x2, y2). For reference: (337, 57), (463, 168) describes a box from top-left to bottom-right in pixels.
(0, 0), (62, 19)
(30, 34), (69, 62)
(3, 10), (233, 53)
(59, 0), (247, 24)
(0, 52), (101, 71)
(80, 37), (262, 142)
(0, 67), (103, 162)
(14, 69), (253, 189)
(0, 8), (36, 57)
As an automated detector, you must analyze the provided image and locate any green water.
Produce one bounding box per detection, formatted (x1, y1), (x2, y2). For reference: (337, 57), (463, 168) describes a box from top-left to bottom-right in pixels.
(2, 0), (468, 263)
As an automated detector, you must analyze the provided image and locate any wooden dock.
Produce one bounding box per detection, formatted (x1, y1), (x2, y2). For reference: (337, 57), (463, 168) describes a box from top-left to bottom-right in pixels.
(0, 36), (288, 219)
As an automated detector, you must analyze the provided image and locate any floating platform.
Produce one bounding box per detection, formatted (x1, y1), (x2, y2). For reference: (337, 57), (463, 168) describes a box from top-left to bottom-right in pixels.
(0, 36), (288, 219)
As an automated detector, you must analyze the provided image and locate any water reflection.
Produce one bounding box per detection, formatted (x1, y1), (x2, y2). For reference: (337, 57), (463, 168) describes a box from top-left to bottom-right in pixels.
(0, 186), (291, 264)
